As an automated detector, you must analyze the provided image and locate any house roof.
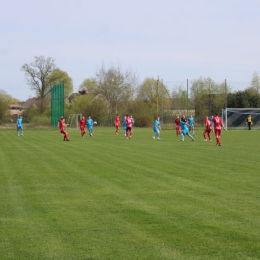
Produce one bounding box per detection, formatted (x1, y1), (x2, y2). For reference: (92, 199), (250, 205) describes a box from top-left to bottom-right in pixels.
(22, 98), (42, 108)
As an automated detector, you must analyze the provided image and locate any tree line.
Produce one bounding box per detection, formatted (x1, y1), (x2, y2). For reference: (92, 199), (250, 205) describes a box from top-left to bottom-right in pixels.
(0, 56), (259, 125)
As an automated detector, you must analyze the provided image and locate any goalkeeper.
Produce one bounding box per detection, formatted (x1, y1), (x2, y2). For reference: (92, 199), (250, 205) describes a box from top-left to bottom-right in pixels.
(246, 115), (253, 130)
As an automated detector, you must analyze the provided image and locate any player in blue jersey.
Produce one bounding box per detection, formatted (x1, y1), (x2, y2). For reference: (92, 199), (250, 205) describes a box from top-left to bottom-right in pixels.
(153, 116), (161, 139)
(209, 115), (214, 133)
(187, 114), (195, 135)
(16, 115), (24, 136)
(179, 120), (195, 142)
(122, 115), (127, 136)
(86, 115), (94, 137)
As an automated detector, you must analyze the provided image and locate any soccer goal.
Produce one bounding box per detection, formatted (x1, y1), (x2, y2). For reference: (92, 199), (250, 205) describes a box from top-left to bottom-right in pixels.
(222, 108), (260, 130)
(67, 114), (82, 129)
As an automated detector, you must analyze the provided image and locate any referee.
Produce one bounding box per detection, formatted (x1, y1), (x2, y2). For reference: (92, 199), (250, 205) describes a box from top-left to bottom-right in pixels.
(247, 115), (253, 130)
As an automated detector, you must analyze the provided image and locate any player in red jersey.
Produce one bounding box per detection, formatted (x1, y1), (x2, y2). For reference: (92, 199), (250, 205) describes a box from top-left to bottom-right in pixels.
(203, 116), (212, 141)
(79, 116), (86, 137)
(58, 116), (69, 141)
(212, 113), (225, 146)
(114, 114), (120, 135)
(174, 115), (181, 137)
(125, 114), (132, 139)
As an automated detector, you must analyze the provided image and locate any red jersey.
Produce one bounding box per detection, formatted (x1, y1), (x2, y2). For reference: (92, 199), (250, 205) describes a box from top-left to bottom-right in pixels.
(126, 117), (132, 128)
(175, 118), (180, 126)
(212, 116), (223, 130)
(79, 119), (86, 128)
(114, 117), (120, 126)
(205, 119), (212, 130)
(58, 119), (64, 129)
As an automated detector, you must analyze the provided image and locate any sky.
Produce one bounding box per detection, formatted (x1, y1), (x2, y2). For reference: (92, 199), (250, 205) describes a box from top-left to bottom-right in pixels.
(1, 0), (260, 101)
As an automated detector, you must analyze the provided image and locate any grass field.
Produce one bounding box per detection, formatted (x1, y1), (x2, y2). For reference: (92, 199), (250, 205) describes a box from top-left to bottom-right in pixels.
(1, 127), (260, 260)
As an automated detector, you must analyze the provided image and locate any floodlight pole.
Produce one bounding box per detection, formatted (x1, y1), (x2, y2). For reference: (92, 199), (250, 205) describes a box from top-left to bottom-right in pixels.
(157, 76), (159, 117)
(161, 79), (164, 124)
(186, 79), (189, 116)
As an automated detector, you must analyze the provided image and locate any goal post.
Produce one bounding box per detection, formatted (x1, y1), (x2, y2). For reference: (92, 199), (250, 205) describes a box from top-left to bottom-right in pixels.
(222, 108), (260, 130)
(67, 114), (82, 129)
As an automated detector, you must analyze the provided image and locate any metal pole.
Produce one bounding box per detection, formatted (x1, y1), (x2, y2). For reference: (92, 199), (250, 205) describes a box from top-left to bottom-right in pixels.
(157, 76), (159, 117)
(225, 79), (227, 108)
(187, 79), (189, 116)
(161, 79), (164, 124)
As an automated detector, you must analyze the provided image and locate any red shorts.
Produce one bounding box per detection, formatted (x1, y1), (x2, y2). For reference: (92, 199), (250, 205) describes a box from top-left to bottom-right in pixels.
(204, 128), (211, 134)
(126, 126), (132, 132)
(80, 126), (85, 131)
(215, 129), (221, 137)
(176, 126), (180, 131)
(115, 124), (120, 129)
(60, 128), (66, 134)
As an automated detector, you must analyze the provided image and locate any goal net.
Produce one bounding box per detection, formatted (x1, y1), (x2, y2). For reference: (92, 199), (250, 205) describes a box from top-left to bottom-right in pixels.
(67, 114), (82, 129)
(222, 108), (260, 130)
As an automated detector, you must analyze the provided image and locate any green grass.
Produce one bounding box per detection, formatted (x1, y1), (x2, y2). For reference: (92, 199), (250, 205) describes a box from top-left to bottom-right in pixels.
(0, 127), (260, 260)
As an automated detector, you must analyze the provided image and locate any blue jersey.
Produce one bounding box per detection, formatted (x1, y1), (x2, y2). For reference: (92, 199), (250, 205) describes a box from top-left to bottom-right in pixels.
(86, 119), (93, 130)
(188, 117), (194, 127)
(209, 116), (214, 126)
(153, 119), (160, 132)
(180, 121), (189, 134)
(122, 119), (127, 129)
(17, 118), (23, 128)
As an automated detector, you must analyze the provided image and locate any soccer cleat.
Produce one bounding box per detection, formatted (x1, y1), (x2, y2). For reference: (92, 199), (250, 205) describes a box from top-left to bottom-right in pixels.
(204, 139), (207, 141)
(157, 137), (160, 139)
(66, 139), (70, 141)
(210, 139), (212, 141)
(153, 136), (155, 139)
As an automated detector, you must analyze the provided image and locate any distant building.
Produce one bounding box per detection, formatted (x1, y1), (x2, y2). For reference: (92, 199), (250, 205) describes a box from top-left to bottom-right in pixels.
(9, 104), (23, 121)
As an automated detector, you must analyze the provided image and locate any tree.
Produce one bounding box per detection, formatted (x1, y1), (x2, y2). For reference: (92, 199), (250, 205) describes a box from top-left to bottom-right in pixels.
(79, 78), (98, 95)
(171, 84), (188, 110)
(0, 90), (19, 123)
(95, 63), (137, 124)
(190, 77), (230, 123)
(136, 78), (171, 118)
(136, 78), (158, 102)
(21, 56), (71, 112)
(227, 90), (260, 108)
(48, 68), (73, 97)
(250, 71), (260, 94)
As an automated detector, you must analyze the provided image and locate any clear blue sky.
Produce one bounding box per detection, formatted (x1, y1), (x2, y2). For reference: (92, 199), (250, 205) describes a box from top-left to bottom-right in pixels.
(1, 0), (260, 101)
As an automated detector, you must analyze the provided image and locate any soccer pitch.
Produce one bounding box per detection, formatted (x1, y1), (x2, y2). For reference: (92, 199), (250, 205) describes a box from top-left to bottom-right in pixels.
(0, 127), (260, 260)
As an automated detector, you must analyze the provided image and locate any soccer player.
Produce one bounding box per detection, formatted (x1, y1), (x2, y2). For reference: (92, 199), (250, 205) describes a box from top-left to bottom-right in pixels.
(187, 114), (195, 135)
(179, 120), (195, 142)
(16, 115), (24, 136)
(58, 116), (69, 141)
(79, 116), (86, 137)
(125, 114), (132, 139)
(246, 115), (253, 130)
(203, 116), (212, 141)
(130, 115), (135, 132)
(86, 115), (94, 137)
(121, 115), (127, 136)
(181, 114), (187, 123)
(153, 116), (161, 139)
(174, 115), (181, 137)
(209, 115), (214, 133)
(114, 114), (120, 135)
(212, 113), (225, 146)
